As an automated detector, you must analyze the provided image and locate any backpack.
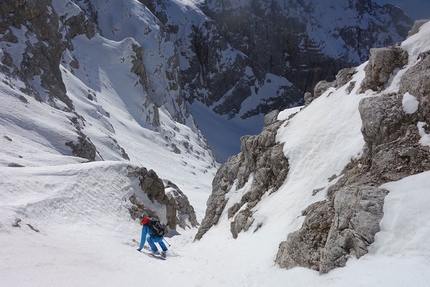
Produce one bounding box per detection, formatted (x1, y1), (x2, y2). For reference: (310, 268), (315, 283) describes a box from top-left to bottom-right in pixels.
(146, 218), (165, 238)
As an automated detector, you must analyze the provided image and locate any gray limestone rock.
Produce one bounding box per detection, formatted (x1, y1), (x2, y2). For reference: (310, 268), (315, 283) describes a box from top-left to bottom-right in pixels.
(399, 50), (430, 101)
(276, 200), (333, 271)
(359, 93), (430, 180)
(319, 185), (388, 273)
(65, 133), (96, 162)
(313, 80), (334, 99)
(127, 166), (198, 230)
(275, 177), (389, 274)
(360, 47), (409, 92)
(165, 180), (199, 229)
(277, 82), (429, 273)
(307, 67), (356, 105)
(407, 19), (430, 38)
(275, 23), (430, 274)
(334, 68), (357, 88)
(195, 118), (289, 240)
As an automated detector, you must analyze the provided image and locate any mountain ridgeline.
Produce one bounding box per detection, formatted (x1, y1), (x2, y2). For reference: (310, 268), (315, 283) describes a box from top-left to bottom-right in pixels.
(0, 0), (413, 162)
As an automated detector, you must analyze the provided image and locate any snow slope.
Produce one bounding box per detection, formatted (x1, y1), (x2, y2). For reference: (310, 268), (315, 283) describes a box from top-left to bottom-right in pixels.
(1, 8), (430, 287)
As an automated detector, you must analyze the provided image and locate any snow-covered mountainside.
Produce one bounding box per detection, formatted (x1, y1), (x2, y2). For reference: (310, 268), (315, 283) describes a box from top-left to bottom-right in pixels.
(1, 0), (429, 286)
(196, 18), (430, 277)
(2, 0), (412, 162)
(0, 0), (218, 231)
(155, 0), (413, 161)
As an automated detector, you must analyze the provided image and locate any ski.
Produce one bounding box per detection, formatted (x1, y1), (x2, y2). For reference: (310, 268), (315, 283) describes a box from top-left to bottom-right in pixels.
(141, 250), (166, 260)
(132, 238), (178, 259)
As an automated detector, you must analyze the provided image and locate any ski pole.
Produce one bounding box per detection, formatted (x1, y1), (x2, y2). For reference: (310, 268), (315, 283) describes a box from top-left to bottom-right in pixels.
(163, 238), (171, 247)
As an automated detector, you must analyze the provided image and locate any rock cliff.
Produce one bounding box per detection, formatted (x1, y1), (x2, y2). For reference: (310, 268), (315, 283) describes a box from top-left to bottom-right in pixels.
(195, 110), (289, 239)
(278, 25), (430, 271)
(196, 19), (430, 273)
(198, 0), (413, 118)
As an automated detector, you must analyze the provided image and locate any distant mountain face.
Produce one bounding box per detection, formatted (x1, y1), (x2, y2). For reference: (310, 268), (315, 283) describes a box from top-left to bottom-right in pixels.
(0, 0), (413, 163)
(136, 0), (413, 160)
(202, 0), (413, 101)
(135, 0), (413, 119)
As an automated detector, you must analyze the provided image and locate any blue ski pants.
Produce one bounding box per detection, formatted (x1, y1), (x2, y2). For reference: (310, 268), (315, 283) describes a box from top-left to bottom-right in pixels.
(147, 236), (168, 252)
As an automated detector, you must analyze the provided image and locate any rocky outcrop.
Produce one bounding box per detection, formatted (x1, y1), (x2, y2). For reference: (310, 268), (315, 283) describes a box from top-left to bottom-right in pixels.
(65, 133), (96, 162)
(360, 47), (409, 92)
(359, 95), (430, 180)
(195, 111), (289, 240)
(276, 177), (389, 273)
(165, 180), (199, 229)
(305, 67), (357, 105)
(359, 34), (430, 180)
(399, 49), (430, 101)
(407, 19), (430, 38)
(0, 0), (69, 106)
(127, 166), (198, 230)
(274, 21), (430, 274)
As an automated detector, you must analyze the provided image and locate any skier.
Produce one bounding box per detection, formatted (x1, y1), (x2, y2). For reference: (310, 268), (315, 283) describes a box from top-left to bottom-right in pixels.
(137, 217), (168, 255)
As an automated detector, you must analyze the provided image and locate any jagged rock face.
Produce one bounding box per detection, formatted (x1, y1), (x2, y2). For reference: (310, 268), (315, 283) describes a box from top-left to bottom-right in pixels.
(274, 21), (430, 274)
(125, 0), (413, 124)
(360, 36), (430, 180)
(0, 0), (175, 162)
(127, 166), (198, 230)
(0, 0), (101, 160)
(165, 181), (199, 229)
(0, 0), (68, 106)
(65, 133), (96, 162)
(137, 0), (252, 118)
(203, 0), (340, 96)
(195, 112), (289, 240)
(276, 183), (388, 273)
(359, 94), (430, 180)
(306, 67), (357, 105)
(0, 0), (93, 108)
(199, 0), (413, 117)
(399, 50), (430, 102)
(319, 185), (387, 273)
(360, 47), (409, 92)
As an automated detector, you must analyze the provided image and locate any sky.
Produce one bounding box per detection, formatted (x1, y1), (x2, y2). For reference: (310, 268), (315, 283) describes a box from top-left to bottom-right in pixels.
(375, 0), (430, 20)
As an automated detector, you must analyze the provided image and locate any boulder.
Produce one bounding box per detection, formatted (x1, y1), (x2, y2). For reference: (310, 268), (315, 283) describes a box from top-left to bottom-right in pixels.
(360, 47), (408, 92)
(127, 166), (198, 230)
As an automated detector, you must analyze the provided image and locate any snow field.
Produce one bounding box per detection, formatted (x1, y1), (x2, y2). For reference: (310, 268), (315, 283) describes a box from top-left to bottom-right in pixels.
(1, 2), (430, 287)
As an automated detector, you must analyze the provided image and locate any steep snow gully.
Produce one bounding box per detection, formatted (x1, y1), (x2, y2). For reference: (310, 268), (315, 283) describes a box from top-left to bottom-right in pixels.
(1, 1), (430, 287)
